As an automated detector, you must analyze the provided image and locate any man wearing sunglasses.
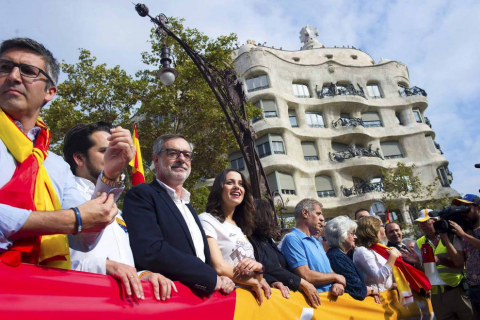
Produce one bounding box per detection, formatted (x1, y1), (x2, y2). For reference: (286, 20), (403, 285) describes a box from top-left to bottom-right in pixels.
(123, 134), (235, 296)
(0, 38), (134, 269)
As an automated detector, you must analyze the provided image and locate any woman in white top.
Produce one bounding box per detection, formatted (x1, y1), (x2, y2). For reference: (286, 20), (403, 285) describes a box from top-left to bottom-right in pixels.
(353, 216), (402, 292)
(199, 169), (271, 305)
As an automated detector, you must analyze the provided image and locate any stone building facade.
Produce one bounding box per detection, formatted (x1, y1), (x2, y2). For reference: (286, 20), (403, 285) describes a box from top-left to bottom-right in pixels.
(230, 26), (458, 222)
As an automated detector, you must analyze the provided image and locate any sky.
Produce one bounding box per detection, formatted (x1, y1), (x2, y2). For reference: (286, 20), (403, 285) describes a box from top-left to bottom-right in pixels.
(2, 0), (479, 196)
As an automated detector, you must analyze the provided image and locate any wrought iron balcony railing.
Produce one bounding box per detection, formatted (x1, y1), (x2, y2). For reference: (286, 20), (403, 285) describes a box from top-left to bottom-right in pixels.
(329, 144), (384, 162)
(434, 141), (443, 154)
(331, 117), (364, 128)
(316, 83), (367, 99)
(398, 86), (427, 97)
(342, 179), (384, 197)
(424, 116), (432, 128)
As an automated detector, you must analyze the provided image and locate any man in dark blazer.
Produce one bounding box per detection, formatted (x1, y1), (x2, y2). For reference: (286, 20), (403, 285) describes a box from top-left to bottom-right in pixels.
(123, 134), (234, 295)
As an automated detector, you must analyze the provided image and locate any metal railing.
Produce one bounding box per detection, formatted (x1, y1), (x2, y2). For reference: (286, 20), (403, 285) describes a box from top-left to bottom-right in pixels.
(331, 117), (364, 128)
(342, 179), (384, 197)
(316, 83), (367, 99)
(398, 86), (427, 97)
(329, 144), (383, 162)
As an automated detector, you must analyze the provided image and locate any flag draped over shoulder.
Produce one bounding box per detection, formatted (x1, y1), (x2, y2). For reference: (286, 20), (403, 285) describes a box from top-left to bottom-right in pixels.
(371, 243), (431, 305)
(0, 109), (70, 269)
(128, 125), (145, 186)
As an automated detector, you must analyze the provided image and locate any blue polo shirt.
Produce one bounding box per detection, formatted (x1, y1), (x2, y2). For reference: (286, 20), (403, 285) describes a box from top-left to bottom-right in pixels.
(281, 228), (332, 292)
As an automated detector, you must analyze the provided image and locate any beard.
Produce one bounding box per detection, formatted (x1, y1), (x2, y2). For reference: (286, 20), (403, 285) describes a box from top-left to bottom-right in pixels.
(85, 157), (102, 182)
(159, 159), (191, 184)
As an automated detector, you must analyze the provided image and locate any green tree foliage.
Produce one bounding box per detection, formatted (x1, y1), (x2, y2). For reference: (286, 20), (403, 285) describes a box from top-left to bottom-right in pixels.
(41, 49), (142, 153)
(381, 162), (453, 237)
(41, 17), (260, 210)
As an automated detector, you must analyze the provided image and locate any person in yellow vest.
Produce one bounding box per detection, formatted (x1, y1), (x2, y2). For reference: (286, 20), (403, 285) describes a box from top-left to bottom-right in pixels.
(415, 209), (473, 320)
(0, 38), (134, 270)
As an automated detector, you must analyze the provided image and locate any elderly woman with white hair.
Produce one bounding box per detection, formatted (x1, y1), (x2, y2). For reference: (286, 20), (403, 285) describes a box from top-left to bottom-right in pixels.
(325, 216), (381, 303)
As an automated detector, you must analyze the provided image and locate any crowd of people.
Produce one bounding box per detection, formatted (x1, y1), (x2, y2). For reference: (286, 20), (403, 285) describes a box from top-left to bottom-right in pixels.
(0, 37), (479, 319)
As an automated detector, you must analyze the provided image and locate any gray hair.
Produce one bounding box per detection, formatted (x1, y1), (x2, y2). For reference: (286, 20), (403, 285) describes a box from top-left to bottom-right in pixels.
(324, 216), (357, 249)
(152, 134), (193, 156)
(294, 198), (322, 220)
(0, 37), (59, 86)
(403, 238), (415, 246)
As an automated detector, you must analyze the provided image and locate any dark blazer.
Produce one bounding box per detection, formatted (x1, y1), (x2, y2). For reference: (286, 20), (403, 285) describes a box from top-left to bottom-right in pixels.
(123, 180), (218, 294)
(248, 234), (301, 291)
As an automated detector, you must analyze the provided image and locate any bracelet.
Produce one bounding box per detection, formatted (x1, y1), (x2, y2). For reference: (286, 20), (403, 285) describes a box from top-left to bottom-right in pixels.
(254, 264), (265, 275)
(71, 207), (82, 235)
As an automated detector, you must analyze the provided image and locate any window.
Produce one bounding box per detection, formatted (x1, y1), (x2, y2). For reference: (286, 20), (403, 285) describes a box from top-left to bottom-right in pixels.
(315, 175), (335, 198)
(289, 109), (298, 127)
(437, 166), (452, 187)
(268, 171), (296, 195)
(331, 142), (349, 152)
(302, 142), (318, 161)
(396, 112), (404, 125)
(246, 74), (269, 92)
(381, 141), (404, 159)
(366, 84), (382, 98)
(255, 135), (271, 158)
(425, 135), (437, 153)
(254, 99), (278, 120)
(362, 112), (382, 127)
(306, 112), (325, 128)
(229, 152), (245, 171)
(412, 109), (423, 123)
(271, 134), (286, 155)
(292, 83), (310, 98)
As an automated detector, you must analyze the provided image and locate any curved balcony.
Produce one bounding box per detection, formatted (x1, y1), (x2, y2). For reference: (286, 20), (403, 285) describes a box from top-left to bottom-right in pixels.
(329, 144), (384, 162)
(316, 83), (367, 99)
(398, 86), (427, 98)
(342, 179), (384, 197)
(331, 117), (364, 128)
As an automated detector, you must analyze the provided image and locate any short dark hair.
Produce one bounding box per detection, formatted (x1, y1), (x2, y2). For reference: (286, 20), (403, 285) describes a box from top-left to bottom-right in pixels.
(385, 222), (401, 233)
(0, 37), (59, 86)
(63, 122), (112, 174)
(206, 169), (255, 236)
(252, 199), (280, 241)
(354, 208), (370, 220)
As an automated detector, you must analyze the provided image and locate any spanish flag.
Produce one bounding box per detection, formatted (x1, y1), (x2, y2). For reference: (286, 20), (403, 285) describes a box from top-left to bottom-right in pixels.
(128, 125), (145, 186)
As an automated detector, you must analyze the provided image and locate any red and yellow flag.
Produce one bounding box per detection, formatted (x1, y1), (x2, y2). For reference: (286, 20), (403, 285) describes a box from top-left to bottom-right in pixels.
(386, 209), (391, 223)
(128, 125), (145, 186)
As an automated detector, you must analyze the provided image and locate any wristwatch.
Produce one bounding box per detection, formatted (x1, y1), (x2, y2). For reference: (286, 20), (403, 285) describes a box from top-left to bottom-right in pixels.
(100, 170), (125, 188)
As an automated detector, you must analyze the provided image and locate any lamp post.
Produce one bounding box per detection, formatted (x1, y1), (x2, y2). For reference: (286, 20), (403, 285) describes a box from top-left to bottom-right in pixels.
(134, 3), (278, 217)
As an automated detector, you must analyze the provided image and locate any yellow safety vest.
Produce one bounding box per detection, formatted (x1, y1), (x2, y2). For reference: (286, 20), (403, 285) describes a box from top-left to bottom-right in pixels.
(417, 236), (464, 293)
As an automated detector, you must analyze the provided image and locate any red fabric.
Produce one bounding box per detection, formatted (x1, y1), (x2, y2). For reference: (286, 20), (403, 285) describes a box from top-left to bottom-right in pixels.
(0, 116), (51, 266)
(0, 262), (236, 320)
(371, 243), (432, 292)
(132, 171), (145, 186)
(421, 243), (435, 263)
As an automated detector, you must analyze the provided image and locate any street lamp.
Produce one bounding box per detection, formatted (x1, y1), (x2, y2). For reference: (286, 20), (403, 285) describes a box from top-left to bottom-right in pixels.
(134, 3), (276, 219)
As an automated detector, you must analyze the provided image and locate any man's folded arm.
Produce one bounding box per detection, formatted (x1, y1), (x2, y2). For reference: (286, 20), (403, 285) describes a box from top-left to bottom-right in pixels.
(123, 187), (218, 294)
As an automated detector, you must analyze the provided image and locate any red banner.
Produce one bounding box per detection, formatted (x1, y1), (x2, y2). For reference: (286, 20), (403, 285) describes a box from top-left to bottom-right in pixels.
(0, 262), (433, 319)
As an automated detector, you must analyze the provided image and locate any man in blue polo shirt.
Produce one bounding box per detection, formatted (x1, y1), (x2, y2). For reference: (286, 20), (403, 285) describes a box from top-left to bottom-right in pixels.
(282, 198), (346, 298)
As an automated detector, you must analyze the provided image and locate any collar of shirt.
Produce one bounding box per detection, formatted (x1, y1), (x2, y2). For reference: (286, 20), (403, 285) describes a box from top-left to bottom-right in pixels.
(292, 227), (315, 241)
(156, 179), (190, 204)
(14, 120), (41, 142)
(75, 176), (96, 195)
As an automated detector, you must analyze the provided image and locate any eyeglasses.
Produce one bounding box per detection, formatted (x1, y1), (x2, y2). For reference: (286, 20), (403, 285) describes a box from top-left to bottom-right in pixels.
(0, 59), (56, 86)
(158, 148), (193, 162)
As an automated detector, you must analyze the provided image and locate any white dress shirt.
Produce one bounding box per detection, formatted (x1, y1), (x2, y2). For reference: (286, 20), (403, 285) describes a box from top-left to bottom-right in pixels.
(353, 246), (394, 292)
(0, 121), (122, 252)
(69, 177), (134, 274)
(156, 179), (205, 262)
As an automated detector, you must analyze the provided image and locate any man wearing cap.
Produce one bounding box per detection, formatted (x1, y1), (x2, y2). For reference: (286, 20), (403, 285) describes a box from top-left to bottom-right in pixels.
(441, 194), (480, 319)
(416, 208), (473, 319)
